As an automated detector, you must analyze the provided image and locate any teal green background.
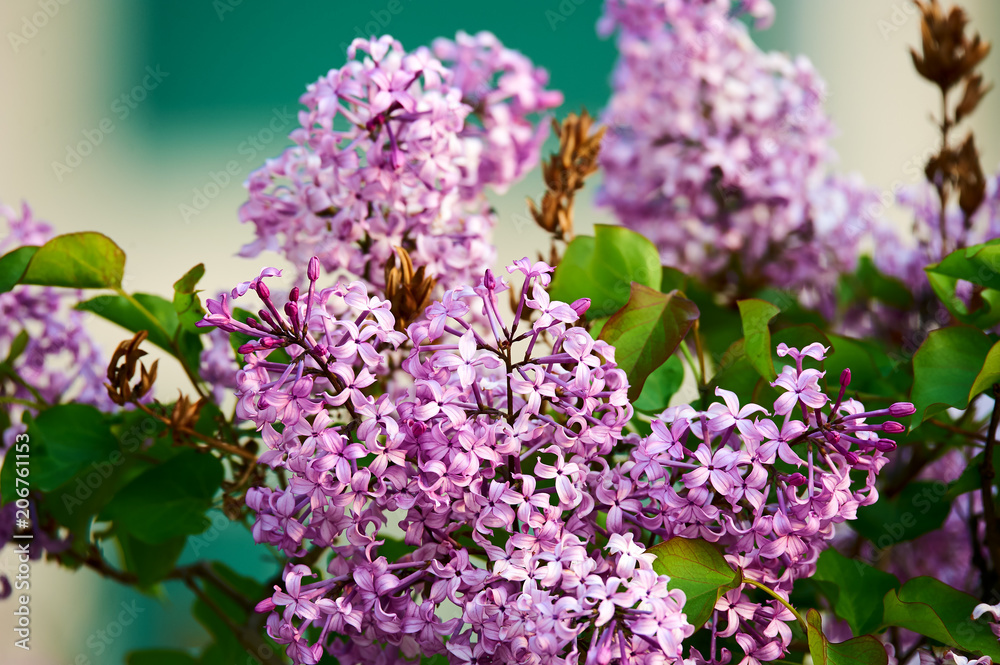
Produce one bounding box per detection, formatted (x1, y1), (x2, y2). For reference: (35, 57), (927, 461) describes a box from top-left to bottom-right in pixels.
(136, 0), (617, 141)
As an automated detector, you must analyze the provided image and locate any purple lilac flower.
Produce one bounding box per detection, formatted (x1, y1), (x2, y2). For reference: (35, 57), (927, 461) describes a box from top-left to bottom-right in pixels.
(597, 0), (879, 318)
(199, 327), (240, 405)
(238, 33), (561, 296)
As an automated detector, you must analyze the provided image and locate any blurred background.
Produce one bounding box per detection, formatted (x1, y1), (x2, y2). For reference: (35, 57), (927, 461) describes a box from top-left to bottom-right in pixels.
(1, 0), (999, 662)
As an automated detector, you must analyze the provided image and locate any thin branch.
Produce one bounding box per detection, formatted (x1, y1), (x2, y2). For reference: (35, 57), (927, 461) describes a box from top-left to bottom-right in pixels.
(979, 383), (1000, 597)
(0, 396), (45, 410)
(742, 577), (807, 633)
(929, 418), (987, 442)
(179, 572), (285, 665)
(134, 400), (256, 461)
(680, 341), (703, 387)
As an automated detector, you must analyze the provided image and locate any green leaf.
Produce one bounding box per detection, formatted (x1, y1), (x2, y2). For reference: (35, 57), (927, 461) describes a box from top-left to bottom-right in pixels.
(738, 299), (781, 381)
(812, 549), (900, 636)
(2, 330), (29, 366)
(839, 256), (914, 311)
(549, 225), (662, 319)
(77, 293), (204, 372)
(633, 355), (685, 413)
(173, 264), (208, 334)
(806, 609), (888, 665)
(660, 266), (688, 294)
(707, 340), (764, 403)
(205, 561), (266, 601)
(881, 577), (1000, 659)
(852, 482), (951, 546)
(380, 535), (418, 563)
(946, 451), (1000, 501)
(20, 232), (125, 289)
(102, 450), (224, 544)
(44, 451), (150, 540)
(649, 537), (742, 628)
(823, 334), (894, 397)
(598, 284), (699, 400)
(910, 326), (996, 426)
(118, 532), (186, 587)
(79, 293), (177, 350)
(969, 341), (1000, 401)
(1, 405), (119, 502)
(687, 284), (744, 363)
(0, 246), (39, 293)
(127, 650), (198, 665)
(755, 286), (826, 327)
(926, 239), (1000, 328)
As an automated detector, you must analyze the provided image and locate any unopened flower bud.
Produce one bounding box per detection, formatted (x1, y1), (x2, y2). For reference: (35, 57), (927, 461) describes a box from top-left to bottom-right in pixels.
(882, 421), (904, 433)
(484, 269), (497, 291)
(875, 438), (897, 452)
(889, 402), (916, 417)
(289, 286), (300, 302)
(785, 473), (807, 486)
(256, 280), (270, 299)
(308, 256), (320, 282)
(840, 368), (851, 387)
(284, 301), (300, 325)
(570, 298), (591, 317)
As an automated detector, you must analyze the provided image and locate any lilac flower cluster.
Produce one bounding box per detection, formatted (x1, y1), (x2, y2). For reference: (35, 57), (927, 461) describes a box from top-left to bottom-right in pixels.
(0, 202), (111, 448)
(203, 259), (690, 663)
(597, 0), (878, 316)
(238, 33), (561, 293)
(202, 255), (910, 664)
(627, 342), (912, 662)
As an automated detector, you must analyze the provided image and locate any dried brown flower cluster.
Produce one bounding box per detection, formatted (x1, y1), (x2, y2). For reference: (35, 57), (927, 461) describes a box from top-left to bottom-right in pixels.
(105, 330), (257, 475)
(510, 111), (607, 320)
(106, 331), (209, 443)
(912, 0), (990, 94)
(527, 109), (606, 249)
(167, 393), (207, 443)
(384, 246), (436, 332)
(105, 330), (157, 405)
(912, 0), (991, 245)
